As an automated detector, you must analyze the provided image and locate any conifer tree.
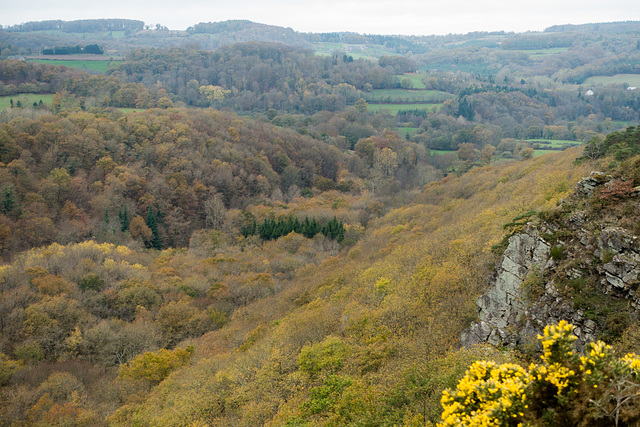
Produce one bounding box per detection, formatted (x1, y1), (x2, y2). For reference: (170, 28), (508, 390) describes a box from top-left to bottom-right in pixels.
(119, 205), (130, 232)
(1, 186), (16, 214)
(146, 205), (162, 249)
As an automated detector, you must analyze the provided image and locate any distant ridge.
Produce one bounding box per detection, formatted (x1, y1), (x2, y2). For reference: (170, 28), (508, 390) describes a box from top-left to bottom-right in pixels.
(545, 20), (640, 33)
(186, 20), (312, 48)
(5, 18), (145, 33)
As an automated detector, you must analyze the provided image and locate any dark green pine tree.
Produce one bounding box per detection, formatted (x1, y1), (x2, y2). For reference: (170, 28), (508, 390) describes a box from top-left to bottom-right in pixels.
(242, 220), (257, 238)
(293, 217), (302, 234)
(302, 217), (313, 238)
(458, 97), (474, 121)
(146, 205), (162, 249)
(118, 205), (130, 232)
(1, 186), (16, 214)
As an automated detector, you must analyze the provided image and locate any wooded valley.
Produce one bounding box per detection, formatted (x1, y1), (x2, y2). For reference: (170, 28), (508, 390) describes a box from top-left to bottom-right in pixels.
(0, 18), (640, 426)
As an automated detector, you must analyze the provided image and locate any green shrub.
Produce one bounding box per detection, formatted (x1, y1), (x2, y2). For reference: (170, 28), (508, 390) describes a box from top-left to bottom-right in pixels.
(550, 245), (565, 260)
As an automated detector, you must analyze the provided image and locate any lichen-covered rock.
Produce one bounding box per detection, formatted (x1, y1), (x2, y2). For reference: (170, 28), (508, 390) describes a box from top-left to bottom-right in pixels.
(574, 171), (610, 197)
(476, 229), (550, 329)
(462, 228), (551, 348)
(463, 171), (640, 351)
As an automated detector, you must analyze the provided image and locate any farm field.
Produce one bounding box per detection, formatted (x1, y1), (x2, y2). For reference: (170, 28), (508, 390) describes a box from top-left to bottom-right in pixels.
(367, 103), (441, 115)
(400, 73), (428, 89)
(526, 139), (581, 148)
(311, 42), (395, 59)
(395, 126), (420, 138)
(429, 149), (456, 156)
(0, 94), (53, 110)
(583, 74), (640, 87)
(27, 59), (116, 73)
(507, 47), (571, 58)
(364, 89), (453, 103)
(533, 149), (557, 157)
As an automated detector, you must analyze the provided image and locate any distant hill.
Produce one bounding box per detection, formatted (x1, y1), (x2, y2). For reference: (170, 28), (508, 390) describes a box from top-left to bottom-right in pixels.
(5, 18), (145, 33)
(545, 20), (640, 33)
(187, 20), (313, 48)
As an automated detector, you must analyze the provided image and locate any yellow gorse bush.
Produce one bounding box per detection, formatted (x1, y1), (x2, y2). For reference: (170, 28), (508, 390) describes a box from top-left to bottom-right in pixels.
(440, 321), (640, 426)
(440, 361), (529, 426)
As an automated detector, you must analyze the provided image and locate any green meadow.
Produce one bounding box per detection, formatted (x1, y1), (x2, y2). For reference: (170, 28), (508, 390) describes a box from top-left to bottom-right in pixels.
(583, 74), (640, 87)
(400, 73), (428, 89)
(510, 47), (570, 58)
(367, 103), (441, 115)
(533, 150), (557, 157)
(0, 94), (54, 110)
(364, 89), (453, 103)
(311, 42), (395, 59)
(526, 139), (581, 148)
(28, 59), (115, 73)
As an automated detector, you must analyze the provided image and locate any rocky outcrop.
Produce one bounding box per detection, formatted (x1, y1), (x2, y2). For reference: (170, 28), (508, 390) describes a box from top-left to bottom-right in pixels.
(595, 227), (640, 307)
(463, 172), (640, 351)
(461, 226), (601, 349)
(461, 229), (552, 348)
(575, 171), (610, 197)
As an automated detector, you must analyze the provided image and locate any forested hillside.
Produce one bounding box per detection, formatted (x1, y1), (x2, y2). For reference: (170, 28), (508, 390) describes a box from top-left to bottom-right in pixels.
(0, 18), (640, 426)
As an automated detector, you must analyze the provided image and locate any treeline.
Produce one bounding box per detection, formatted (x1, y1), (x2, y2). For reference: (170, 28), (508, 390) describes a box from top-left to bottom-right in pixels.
(42, 44), (103, 55)
(499, 33), (575, 50)
(302, 32), (431, 54)
(242, 216), (345, 242)
(5, 19), (145, 33)
(545, 21), (640, 33)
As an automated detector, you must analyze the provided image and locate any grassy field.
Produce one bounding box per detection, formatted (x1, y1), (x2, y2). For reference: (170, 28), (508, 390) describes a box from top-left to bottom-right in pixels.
(117, 108), (146, 113)
(429, 149), (455, 156)
(526, 139), (580, 148)
(508, 47), (570, 58)
(583, 74), (640, 87)
(364, 89), (453, 103)
(400, 73), (428, 89)
(28, 59), (116, 73)
(0, 94), (54, 110)
(395, 127), (420, 138)
(367, 103), (441, 115)
(311, 42), (395, 60)
(533, 150), (558, 158)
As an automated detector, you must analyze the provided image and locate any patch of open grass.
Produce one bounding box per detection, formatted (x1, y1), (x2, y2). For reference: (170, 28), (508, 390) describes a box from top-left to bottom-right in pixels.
(0, 94), (54, 110)
(506, 47), (570, 58)
(395, 127), (420, 138)
(527, 139), (581, 148)
(367, 103), (441, 115)
(28, 59), (115, 73)
(533, 150), (558, 158)
(583, 74), (640, 87)
(118, 108), (145, 113)
(364, 89), (453, 103)
(400, 73), (428, 89)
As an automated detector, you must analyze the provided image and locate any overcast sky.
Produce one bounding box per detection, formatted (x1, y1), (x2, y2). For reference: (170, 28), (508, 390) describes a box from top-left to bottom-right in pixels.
(2, 0), (638, 35)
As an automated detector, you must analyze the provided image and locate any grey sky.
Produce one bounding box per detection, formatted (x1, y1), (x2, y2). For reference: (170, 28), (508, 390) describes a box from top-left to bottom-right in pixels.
(2, 0), (638, 35)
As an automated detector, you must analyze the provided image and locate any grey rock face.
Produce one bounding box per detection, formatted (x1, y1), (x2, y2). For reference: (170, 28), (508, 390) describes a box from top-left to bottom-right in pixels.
(574, 171), (609, 197)
(463, 171), (640, 351)
(462, 229), (551, 348)
(477, 231), (550, 329)
(463, 224), (640, 350)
